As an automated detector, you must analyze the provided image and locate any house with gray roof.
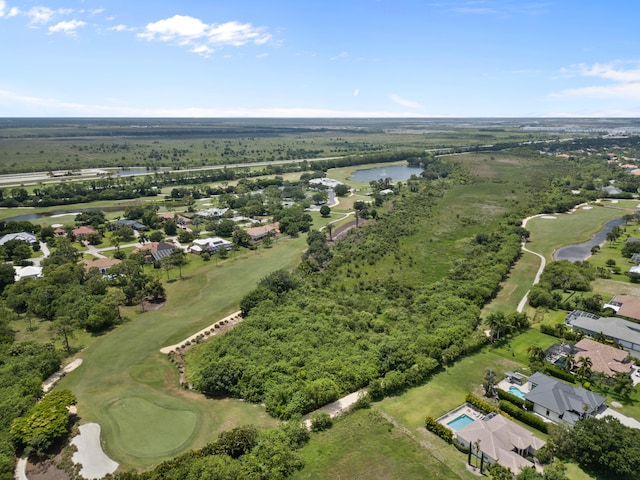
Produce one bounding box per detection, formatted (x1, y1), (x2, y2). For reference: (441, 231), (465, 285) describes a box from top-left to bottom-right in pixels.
(525, 372), (606, 425)
(566, 309), (640, 357)
(0, 232), (37, 245)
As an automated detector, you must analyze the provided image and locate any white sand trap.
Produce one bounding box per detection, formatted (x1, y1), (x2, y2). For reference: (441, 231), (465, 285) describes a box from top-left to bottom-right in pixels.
(582, 206), (593, 210)
(51, 212), (80, 217)
(541, 215), (557, 219)
(71, 423), (118, 479)
(610, 199), (619, 204)
(51, 223), (64, 228)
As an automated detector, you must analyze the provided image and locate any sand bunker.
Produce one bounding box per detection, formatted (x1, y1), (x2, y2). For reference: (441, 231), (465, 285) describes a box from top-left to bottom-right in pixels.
(541, 215), (557, 219)
(582, 206), (593, 210)
(71, 423), (118, 479)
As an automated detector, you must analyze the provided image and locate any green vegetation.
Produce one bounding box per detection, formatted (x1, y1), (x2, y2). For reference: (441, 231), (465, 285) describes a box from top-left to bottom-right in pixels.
(293, 410), (474, 480)
(4, 120), (640, 479)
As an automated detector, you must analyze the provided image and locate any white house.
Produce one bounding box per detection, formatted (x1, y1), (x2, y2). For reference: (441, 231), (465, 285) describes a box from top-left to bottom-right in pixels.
(14, 265), (42, 281)
(525, 372), (606, 425)
(190, 237), (232, 253)
(309, 178), (343, 189)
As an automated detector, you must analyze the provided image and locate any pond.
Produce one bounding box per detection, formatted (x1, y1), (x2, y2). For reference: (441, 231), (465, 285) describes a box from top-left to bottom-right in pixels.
(4, 206), (127, 223)
(553, 217), (627, 262)
(348, 165), (423, 183)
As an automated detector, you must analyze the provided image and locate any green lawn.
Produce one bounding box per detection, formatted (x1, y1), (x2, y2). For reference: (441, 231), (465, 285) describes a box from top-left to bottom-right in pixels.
(482, 250), (541, 317)
(525, 204), (632, 261)
(57, 235), (308, 470)
(293, 409), (476, 480)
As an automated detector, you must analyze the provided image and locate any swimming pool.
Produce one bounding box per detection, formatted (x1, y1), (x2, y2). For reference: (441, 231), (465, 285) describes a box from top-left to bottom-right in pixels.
(509, 385), (526, 399)
(447, 413), (475, 431)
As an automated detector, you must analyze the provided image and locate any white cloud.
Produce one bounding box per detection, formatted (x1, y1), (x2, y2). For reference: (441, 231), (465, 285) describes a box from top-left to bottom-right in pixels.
(551, 62), (640, 100)
(330, 51), (349, 61)
(0, 1), (5, 17)
(28, 6), (54, 24)
(8, 6), (18, 17)
(49, 19), (86, 36)
(353, 88), (359, 96)
(108, 24), (132, 32)
(191, 44), (214, 57)
(390, 93), (423, 109)
(138, 15), (271, 55)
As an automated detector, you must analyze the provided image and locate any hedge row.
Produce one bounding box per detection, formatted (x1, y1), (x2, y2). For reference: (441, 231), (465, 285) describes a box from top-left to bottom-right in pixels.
(496, 388), (534, 410)
(498, 400), (548, 434)
(543, 364), (576, 383)
(424, 416), (453, 444)
(465, 394), (502, 416)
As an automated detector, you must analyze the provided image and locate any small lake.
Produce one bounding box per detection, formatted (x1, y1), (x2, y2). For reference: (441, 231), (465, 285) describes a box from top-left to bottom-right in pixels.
(553, 217), (627, 262)
(5, 206), (127, 223)
(348, 165), (423, 183)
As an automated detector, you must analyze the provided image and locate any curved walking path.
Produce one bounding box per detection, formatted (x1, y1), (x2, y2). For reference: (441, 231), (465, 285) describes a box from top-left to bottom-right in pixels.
(160, 310), (243, 354)
(15, 359), (85, 480)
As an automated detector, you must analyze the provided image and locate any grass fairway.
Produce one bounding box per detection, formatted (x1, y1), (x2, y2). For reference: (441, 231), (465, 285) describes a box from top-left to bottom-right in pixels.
(292, 410), (475, 480)
(58, 235), (307, 470)
(482, 250), (541, 316)
(525, 204), (630, 261)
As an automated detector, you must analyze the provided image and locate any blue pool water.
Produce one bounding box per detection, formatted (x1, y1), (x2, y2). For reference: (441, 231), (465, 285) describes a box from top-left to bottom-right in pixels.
(447, 414), (475, 431)
(509, 386), (526, 399)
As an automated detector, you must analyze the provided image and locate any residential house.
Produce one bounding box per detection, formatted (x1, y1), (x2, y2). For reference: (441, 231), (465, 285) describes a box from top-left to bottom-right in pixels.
(246, 223), (279, 244)
(0, 232), (37, 245)
(309, 178), (343, 189)
(54, 228), (67, 237)
(195, 208), (228, 219)
(572, 338), (631, 377)
(455, 413), (546, 475)
(13, 265), (42, 281)
(115, 219), (147, 231)
(189, 237), (232, 254)
(603, 295), (640, 322)
(566, 309), (640, 357)
(79, 257), (122, 275)
(134, 242), (177, 262)
(71, 226), (98, 240)
(525, 372), (606, 425)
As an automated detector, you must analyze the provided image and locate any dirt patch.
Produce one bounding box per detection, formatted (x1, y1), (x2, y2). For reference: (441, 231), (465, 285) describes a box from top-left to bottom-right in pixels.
(26, 454), (70, 480)
(139, 299), (166, 312)
(329, 218), (368, 243)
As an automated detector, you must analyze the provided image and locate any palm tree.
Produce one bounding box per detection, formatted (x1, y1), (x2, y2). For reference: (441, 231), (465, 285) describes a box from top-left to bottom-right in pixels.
(482, 368), (497, 397)
(326, 223), (334, 241)
(486, 312), (507, 342)
(564, 353), (575, 372)
(576, 356), (592, 380)
(527, 345), (545, 363)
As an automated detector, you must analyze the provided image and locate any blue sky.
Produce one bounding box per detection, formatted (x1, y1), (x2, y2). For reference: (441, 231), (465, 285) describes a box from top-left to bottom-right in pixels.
(1, 0), (639, 117)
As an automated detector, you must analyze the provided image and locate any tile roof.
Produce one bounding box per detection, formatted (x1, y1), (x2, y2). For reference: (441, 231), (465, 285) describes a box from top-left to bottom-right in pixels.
(573, 338), (631, 376)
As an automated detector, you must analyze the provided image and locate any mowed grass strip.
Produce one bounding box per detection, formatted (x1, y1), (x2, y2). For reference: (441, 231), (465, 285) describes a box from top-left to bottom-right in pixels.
(292, 410), (475, 480)
(58, 235), (307, 469)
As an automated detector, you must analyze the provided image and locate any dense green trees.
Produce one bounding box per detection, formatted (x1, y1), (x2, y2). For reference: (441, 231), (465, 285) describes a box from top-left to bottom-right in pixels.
(188, 171), (525, 418)
(549, 417), (640, 478)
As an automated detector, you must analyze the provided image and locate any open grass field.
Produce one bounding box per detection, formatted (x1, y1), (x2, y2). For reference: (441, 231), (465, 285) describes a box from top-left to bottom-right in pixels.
(293, 409), (476, 480)
(57, 234), (308, 470)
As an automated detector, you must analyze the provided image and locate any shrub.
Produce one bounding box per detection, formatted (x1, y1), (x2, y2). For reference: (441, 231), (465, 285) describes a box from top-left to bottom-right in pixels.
(348, 392), (371, 412)
(310, 412), (333, 432)
(465, 394), (501, 415)
(453, 439), (470, 454)
(496, 388), (533, 410)
(424, 416), (453, 444)
(544, 364), (576, 383)
(498, 400), (548, 433)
